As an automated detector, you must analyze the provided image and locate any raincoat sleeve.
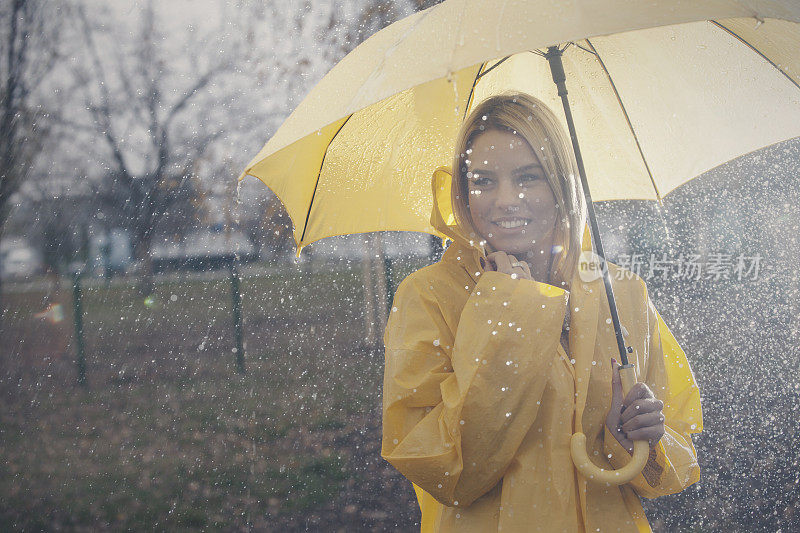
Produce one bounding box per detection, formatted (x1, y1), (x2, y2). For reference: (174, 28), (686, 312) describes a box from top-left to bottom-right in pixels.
(603, 283), (703, 499)
(381, 270), (568, 508)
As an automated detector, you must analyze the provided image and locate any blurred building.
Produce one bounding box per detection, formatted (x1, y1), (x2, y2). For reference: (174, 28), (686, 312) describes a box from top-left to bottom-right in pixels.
(0, 237), (43, 279)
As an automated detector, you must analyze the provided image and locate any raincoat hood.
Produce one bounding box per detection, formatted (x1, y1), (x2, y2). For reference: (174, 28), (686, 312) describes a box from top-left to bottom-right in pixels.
(430, 165), (478, 252)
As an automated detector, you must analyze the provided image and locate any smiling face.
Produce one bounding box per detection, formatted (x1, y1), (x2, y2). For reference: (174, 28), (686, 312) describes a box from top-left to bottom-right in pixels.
(465, 128), (558, 258)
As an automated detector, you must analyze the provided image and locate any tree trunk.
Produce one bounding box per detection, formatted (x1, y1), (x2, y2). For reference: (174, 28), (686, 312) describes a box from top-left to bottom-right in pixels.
(133, 229), (155, 296)
(0, 260), (5, 328)
(361, 233), (388, 351)
(361, 238), (377, 348)
(371, 233), (388, 334)
(0, 216), (8, 327)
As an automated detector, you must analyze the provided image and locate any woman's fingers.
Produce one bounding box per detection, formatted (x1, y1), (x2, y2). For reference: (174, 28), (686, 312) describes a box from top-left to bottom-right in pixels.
(485, 252), (505, 272)
(505, 255), (532, 280)
(620, 397), (664, 425)
(518, 260), (532, 279)
(625, 426), (665, 447)
(622, 382), (654, 408)
(484, 253), (497, 271)
(607, 360), (665, 450)
(492, 252), (513, 273)
(485, 252), (531, 280)
(621, 410), (665, 434)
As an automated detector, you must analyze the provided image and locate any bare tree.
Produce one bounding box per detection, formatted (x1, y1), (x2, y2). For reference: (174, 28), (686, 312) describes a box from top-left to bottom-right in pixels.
(349, 1), (415, 348)
(71, 3), (236, 294)
(242, 193), (294, 262)
(235, 0), (417, 346)
(0, 0), (60, 312)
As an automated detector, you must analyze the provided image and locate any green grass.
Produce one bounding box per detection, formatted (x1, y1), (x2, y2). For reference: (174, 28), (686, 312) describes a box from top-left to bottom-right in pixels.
(0, 259), (430, 530)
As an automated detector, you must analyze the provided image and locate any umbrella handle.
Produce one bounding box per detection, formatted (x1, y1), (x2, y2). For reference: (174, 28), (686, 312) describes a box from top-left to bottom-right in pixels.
(570, 364), (649, 484)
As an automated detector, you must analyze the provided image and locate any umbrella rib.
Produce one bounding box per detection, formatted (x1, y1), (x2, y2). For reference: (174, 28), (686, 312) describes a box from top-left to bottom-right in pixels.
(468, 51), (545, 119)
(710, 20), (800, 92)
(584, 38), (663, 204)
(572, 42), (596, 56)
(475, 56), (510, 81)
(299, 115), (352, 246)
(463, 62), (488, 119)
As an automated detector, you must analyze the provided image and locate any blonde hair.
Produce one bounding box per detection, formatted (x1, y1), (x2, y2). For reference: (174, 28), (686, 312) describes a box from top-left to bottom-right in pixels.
(451, 92), (586, 289)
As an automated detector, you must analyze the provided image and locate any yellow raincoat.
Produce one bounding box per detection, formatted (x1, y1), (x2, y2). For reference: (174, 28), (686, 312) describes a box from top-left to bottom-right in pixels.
(381, 167), (703, 532)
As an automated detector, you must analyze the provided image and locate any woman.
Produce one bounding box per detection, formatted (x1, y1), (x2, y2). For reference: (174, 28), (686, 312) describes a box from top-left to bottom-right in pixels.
(381, 92), (703, 532)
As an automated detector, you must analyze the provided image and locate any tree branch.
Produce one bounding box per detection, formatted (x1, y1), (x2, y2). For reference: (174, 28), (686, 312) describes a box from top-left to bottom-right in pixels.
(75, 4), (130, 178)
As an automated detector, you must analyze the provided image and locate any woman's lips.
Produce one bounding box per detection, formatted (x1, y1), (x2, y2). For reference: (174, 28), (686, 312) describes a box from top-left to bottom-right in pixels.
(492, 218), (531, 232)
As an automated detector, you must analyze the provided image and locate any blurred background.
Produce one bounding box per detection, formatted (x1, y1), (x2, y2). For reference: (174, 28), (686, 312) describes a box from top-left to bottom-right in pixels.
(0, 0), (798, 531)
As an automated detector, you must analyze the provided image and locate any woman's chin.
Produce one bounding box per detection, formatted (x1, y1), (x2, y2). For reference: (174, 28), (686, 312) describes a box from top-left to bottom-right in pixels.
(487, 224), (552, 249)
(490, 245), (535, 258)
(488, 236), (540, 257)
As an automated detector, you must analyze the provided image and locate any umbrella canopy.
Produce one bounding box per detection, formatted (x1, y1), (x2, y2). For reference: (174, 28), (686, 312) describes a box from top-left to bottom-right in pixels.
(241, 0), (800, 255)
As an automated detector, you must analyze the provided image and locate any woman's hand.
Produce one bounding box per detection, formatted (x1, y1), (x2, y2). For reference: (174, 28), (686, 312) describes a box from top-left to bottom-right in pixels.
(482, 251), (533, 281)
(605, 358), (665, 454)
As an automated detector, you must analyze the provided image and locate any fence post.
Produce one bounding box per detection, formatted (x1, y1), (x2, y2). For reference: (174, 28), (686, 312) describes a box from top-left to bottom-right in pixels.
(72, 271), (87, 386)
(228, 257), (246, 374)
(384, 255), (394, 316)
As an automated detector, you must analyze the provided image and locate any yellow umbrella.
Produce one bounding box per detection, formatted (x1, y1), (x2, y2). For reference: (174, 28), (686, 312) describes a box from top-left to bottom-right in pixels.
(241, 0), (800, 251)
(240, 0), (800, 483)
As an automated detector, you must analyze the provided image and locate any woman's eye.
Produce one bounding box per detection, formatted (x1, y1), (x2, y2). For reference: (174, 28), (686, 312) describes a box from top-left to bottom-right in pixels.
(519, 174), (543, 187)
(469, 176), (491, 187)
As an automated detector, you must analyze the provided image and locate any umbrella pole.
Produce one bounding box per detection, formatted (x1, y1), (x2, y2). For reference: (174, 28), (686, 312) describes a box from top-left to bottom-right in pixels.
(545, 46), (631, 367)
(546, 45), (650, 485)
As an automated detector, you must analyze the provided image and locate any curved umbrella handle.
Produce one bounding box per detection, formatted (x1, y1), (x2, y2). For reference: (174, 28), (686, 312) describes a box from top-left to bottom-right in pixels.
(570, 364), (649, 484)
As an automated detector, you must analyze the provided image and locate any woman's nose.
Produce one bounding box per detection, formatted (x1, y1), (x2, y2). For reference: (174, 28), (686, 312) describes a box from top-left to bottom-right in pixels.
(495, 179), (521, 210)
